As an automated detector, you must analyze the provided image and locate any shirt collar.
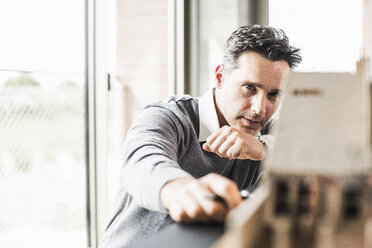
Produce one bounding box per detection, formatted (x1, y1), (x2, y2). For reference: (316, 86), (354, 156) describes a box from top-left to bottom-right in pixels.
(198, 88), (220, 142)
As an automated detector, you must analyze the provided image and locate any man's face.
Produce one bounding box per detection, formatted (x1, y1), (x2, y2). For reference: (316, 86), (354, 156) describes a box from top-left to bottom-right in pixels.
(215, 51), (290, 135)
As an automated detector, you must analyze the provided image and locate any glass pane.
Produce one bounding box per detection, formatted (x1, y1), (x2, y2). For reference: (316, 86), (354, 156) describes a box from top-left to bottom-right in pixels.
(107, 77), (124, 208)
(0, 71), (87, 248)
(197, 0), (240, 95)
(0, 0), (87, 247)
(107, 0), (169, 212)
(269, 0), (363, 72)
(0, 0), (84, 73)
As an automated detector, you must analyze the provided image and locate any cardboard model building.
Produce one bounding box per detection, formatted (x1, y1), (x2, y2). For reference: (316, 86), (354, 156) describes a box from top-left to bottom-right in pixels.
(214, 62), (372, 248)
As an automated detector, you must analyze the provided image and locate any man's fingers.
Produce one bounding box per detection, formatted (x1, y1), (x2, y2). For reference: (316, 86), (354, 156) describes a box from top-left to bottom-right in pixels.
(168, 201), (193, 223)
(204, 126), (236, 158)
(204, 126), (230, 155)
(178, 190), (209, 223)
(203, 126), (265, 160)
(192, 184), (228, 222)
(205, 125), (228, 144)
(169, 179), (227, 223)
(202, 142), (211, 152)
(225, 139), (243, 159)
(201, 173), (242, 210)
(164, 174), (241, 223)
(217, 136), (235, 157)
(209, 133), (228, 156)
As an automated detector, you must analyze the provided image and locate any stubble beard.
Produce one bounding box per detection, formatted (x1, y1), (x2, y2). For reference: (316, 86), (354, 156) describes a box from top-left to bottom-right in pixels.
(236, 111), (266, 135)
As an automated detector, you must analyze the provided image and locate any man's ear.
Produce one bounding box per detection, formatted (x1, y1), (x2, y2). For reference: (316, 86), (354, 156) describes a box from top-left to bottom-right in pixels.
(214, 65), (224, 88)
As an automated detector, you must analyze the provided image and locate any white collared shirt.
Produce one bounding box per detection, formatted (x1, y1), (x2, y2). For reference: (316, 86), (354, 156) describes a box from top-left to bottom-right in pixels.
(198, 88), (220, 142)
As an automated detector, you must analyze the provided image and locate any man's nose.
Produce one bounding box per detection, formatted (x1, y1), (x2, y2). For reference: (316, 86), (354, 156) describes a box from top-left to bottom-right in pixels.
(251, 93), (266, 116)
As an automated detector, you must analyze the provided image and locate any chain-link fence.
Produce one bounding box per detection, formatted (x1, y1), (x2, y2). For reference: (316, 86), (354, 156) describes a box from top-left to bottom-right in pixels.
(0, 72), (87, 248)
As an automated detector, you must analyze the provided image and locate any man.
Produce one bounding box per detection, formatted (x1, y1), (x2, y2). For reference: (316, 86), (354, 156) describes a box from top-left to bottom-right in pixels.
(100, 25), (301, 248)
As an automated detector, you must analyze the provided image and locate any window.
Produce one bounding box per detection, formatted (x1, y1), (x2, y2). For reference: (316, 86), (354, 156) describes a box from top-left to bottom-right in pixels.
(0, 0), (87, 247)
(269, 0), (363, 72)
(107, 0), (169, 202)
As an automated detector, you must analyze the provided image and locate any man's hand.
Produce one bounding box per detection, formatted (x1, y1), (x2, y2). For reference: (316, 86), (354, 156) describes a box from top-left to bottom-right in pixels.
(202, 125), (265, 160)
(160, 173), (242, 223)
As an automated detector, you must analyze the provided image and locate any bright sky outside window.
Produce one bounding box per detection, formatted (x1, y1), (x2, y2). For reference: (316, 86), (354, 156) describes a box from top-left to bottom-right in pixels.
(269, 0), (363, 72)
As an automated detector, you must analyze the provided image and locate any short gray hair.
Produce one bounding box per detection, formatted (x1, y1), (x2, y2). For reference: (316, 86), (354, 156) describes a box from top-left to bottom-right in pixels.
(223, 25), (302, 72)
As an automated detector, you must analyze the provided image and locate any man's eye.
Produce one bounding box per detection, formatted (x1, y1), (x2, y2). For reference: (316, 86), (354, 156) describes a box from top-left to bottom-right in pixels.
(268, 92), (279, 99)
(245, 84), (255, 90)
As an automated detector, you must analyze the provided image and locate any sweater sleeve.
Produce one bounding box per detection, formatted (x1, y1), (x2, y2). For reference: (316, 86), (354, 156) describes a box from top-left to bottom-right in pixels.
(120, 105), (192, 213)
